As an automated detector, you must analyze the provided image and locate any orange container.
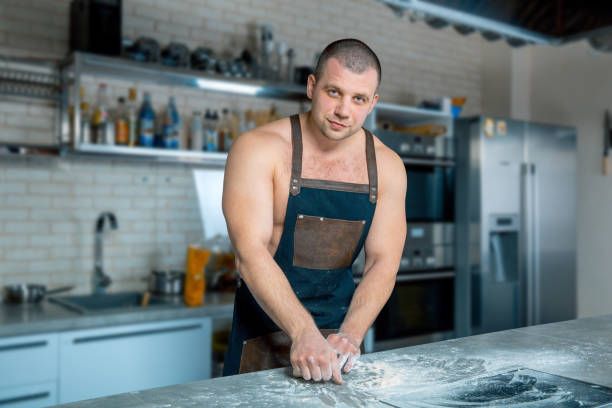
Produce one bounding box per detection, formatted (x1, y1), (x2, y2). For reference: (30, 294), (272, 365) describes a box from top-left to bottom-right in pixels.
(184, 246), (211, 307)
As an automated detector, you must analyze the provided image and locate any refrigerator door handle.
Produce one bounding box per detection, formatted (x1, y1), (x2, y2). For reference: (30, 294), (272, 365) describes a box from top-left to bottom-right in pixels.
(521, 163), (533, 326)
(531, 163), (541, 325)
(521, 162), (540, 327)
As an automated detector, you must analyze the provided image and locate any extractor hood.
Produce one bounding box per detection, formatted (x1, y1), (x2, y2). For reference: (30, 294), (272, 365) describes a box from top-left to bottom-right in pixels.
(376, 0), (612, 51)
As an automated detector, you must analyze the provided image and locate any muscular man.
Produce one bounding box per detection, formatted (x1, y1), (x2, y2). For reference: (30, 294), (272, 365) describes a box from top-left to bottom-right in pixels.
(222, 39), (406, 384)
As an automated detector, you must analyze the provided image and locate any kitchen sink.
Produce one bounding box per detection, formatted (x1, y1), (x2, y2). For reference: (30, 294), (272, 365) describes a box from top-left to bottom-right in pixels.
(49, 291), (183, 314)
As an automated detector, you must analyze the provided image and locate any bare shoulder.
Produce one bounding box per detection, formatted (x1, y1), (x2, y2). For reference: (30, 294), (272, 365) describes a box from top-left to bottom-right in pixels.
(226, 117), (292, 171)
(371, 133), (406, 193)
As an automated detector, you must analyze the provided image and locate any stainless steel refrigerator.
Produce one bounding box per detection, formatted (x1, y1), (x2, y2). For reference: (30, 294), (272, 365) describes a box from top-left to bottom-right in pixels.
(454, 116), (576, 337)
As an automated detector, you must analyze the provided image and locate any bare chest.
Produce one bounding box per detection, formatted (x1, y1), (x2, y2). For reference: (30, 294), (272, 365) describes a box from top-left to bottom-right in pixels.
(273, 152), (368, 222)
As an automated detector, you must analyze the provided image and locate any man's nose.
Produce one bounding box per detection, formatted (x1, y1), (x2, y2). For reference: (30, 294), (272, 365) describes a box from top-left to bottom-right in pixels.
(334, 97), (350, 119)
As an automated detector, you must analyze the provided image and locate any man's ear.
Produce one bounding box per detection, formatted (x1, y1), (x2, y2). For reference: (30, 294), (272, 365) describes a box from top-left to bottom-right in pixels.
(306, 74), (316, 99)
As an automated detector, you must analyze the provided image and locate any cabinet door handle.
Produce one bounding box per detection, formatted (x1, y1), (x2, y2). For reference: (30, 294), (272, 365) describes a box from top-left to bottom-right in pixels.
(0, 340), (47, 352)
(73, 323), (203, 344)
(0, 391), (50, 405)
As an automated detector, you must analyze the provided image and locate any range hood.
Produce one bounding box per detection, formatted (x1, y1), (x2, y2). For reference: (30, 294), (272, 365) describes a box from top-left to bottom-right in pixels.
(376, 0), (612, 51)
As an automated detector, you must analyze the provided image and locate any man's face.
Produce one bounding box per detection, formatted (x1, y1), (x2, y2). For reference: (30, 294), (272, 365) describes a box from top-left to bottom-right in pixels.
(307, 58), (379, 142)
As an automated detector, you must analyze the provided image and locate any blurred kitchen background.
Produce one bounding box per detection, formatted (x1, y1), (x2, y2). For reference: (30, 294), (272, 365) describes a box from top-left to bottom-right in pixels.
(1, 0), (612, 406)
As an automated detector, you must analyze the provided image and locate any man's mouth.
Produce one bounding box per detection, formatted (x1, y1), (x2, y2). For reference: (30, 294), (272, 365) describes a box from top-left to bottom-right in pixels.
(328, 119), (347, 130)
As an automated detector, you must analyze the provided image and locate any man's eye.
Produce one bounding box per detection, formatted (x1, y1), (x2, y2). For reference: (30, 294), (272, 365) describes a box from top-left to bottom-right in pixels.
(355, 97), (364, 103)
(328, 90), (338, 96)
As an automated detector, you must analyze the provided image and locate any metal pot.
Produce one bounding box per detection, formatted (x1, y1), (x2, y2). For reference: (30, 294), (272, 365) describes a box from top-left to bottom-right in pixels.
(3, 284), (74, 304)
(149, 270), (185, 296)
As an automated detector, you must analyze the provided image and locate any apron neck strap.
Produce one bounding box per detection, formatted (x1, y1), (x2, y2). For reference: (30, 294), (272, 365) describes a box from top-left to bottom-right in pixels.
(290, 114), (303, 195)
(364, 128), (378, 203)
(289, 114), (378, 202)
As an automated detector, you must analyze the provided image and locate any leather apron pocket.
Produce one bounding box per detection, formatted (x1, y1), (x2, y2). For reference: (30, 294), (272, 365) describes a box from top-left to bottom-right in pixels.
(293, 214), (365, 270)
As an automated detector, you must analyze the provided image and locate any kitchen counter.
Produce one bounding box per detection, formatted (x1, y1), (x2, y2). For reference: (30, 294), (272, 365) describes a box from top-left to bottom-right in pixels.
(52, 314), (612, 407)
(0, 291), (235, 338)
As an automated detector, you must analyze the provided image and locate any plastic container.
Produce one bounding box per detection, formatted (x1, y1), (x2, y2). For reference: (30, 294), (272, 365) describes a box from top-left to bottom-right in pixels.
(184, 245), (211, 307)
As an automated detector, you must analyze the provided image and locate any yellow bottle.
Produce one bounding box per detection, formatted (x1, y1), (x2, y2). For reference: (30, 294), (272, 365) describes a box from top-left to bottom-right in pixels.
(184, 246), (211, 307)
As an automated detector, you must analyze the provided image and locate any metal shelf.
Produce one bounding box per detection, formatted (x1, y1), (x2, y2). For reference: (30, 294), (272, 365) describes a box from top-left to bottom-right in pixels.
(374, 102), (453, 125)
(58, 52), (309, 165)
(0, 56), (61, 101)
(62, 52), (308, 101)
(65, 143), (228, 166)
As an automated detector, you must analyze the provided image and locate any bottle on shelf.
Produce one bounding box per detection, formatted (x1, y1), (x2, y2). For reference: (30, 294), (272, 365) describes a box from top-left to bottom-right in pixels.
(243, 109), (256, 132)
(161, 96), (180, 149)
(138, 92), (155, 147)
(217, 108), (234, 152)
(190, 110), (204, 151)
(80, 101), (91, 145)
(92, 83), (113, 145)
(115, 97), (129, 146)
(169, 96), (181, 149)
(127, 87), (138, 146)
(69, 87), (85, 145)
(204, 109), (218, 152)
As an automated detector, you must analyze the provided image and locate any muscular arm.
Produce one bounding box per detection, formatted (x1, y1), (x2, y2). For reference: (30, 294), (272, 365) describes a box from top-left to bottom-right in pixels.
(223, 130), (342, 382)
(337, 147), (407, 349)
(222, 130), (315, 339)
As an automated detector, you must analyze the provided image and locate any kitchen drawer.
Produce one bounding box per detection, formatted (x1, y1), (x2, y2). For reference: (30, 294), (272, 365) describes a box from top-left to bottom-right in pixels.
(0, 334), (58, 389)
(0, 381), (58, 408)
(58, 317), (211, 404)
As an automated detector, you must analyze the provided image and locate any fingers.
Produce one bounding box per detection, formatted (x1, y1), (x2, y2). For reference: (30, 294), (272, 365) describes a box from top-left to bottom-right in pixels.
(321, 360), (332, 382)
(344, 352), (360, 373)
(331, 351), (344, 385)
(292, 364), (301, 377)
(307, 355), (322, 382)
(338, 352), (350, 371)
(297, 358), (311, 381)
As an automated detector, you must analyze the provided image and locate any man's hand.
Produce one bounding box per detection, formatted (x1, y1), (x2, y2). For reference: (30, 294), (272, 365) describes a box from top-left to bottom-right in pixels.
(327, 332), (361, 373)
(290, 329), (343, 384)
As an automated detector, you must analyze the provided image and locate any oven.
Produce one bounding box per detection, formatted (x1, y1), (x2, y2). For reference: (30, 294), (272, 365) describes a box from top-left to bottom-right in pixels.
(358, 128), (456, 350)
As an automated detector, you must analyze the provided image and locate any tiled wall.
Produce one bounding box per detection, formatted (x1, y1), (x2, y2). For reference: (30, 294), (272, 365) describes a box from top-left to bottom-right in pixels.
(0, 155), (203, 292)
(0, 0), (484, 293)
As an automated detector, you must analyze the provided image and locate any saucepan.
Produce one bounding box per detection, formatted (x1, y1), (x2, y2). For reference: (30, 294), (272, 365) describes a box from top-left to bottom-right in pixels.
(2, 284), (74, 304)
(148, 270), (185, 296)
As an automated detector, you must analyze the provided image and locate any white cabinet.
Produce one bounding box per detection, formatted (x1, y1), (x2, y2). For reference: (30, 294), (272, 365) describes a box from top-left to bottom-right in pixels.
(58, 317), (211, 404)
(0, 382), (58, 408)
(0, 334), (59, 408)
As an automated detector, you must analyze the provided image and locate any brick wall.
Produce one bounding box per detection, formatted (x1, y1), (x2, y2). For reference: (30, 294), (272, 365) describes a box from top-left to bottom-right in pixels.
(0, 155), (203, 292)
(0, 0), (484, 293)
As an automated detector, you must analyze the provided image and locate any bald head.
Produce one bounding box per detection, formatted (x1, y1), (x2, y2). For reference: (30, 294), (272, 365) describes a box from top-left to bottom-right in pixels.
(314, 39), (381, 87)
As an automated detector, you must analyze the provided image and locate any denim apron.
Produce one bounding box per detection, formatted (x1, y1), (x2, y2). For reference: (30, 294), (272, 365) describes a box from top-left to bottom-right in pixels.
(223, 114), (378, 376)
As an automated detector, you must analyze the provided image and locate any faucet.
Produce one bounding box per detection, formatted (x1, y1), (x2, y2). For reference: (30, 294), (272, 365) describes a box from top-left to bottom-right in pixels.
(94, 212), (118, 294)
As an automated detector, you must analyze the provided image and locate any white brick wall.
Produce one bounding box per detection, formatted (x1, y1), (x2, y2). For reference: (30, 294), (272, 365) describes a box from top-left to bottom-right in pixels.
(0, 155), (204, 293)
(0, 0), (487, 294)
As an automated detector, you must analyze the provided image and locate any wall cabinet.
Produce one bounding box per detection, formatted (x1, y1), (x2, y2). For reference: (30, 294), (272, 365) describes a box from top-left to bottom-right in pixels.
(58, 317), (211, 404)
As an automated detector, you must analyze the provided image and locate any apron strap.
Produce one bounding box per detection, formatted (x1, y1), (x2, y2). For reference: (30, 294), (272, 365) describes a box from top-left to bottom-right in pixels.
(290, 114), (377, 202)
(365, 128), (378, 203)
(290, 114), (302, 196)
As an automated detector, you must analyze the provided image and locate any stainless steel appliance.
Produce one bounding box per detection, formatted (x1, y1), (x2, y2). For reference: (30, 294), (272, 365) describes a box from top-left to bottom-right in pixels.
(357, 104), (457, 350)
(454, 116), (577, 337)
